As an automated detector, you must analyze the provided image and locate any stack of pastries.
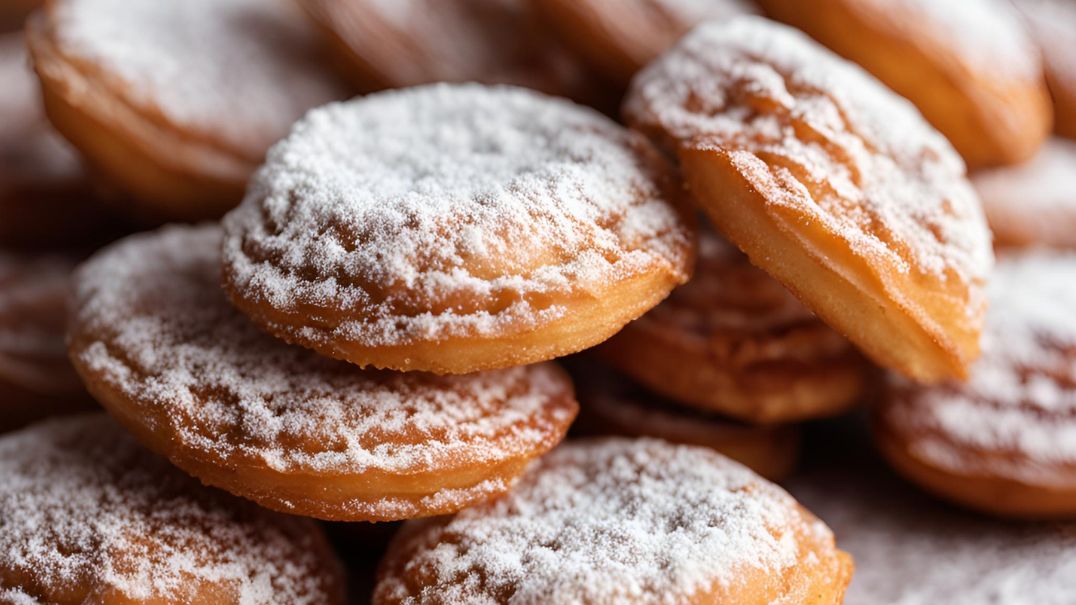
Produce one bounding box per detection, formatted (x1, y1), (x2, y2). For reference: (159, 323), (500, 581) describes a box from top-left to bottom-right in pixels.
(2, 0), (1075, 604)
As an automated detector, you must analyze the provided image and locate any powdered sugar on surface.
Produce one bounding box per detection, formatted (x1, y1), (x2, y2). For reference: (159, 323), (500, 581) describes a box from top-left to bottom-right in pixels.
(973, 138), (1076, 246)
(50, 0), (350, 156)
(650, 0), (759, 24)
(625, 18), (993, 298)
(70, 225), (576, 477)
(376, 439), (815, 605)
(884, 251), (1076, 480)
(223, 83), (691, 347)
(0, 414), (339, 605)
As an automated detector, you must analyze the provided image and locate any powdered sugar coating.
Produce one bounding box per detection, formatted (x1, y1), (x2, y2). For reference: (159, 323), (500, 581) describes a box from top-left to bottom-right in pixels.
(48, 0), (349, 157)
(223, 83), (692, 349)
(973, 138), (1076, 247)
(625, 17), (992, 293)
(70, 225), (577, 483)
(884, 251), (1076, 482)
(376, 438), (835, 605)
(647, 0), (758, 23)
(0, 414), (342, 605)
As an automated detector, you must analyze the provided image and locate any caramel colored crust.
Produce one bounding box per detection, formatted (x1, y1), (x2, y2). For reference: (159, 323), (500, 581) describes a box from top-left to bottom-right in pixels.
(757, 0), (1052, 169)
(872, 416), (1076, 520)
(25, 13), (254, 222)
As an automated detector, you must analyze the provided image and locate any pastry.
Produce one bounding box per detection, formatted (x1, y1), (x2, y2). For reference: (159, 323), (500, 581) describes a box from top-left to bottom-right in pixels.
(26, 0), (351, 222)
(375, 438), (853, 605)
(972, 138), (1076, 248)
(875, 250), (1076, 518)
(756, 0), (1053, 168)
(599, 226), (874, 423)
(223, 84), (695, 374)
(624, 17), (993, 383)
(1011, 0), (1076, 139)
(0, 413), (346, 605)
(68, 224), (579, 522)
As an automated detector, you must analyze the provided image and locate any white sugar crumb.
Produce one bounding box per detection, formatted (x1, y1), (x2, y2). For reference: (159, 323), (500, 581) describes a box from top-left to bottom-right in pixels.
(50, 0), (349, 156)
(70, 225), (574, 480)
(223, 83), (691, 347)
(887, 251), (1076, 480)
(625, 17), (993, 300)
(973, 138), (1076, 246)
(379, 439), (812, 605)
(0, 415), (338, 605)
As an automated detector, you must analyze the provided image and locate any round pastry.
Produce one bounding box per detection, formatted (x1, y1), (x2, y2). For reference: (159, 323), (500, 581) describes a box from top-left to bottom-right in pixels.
(0, 413), (346, 605)
(25, 0), (351, 223)
(755, 0), (1052, 169)
(1011, 0), (1076, 140)
(568, 358), (801, 480)
(0, 33), (118, 249)
(875, 250), (1076, 519)
(68, 224), (579, 522)
(223, 84), (695, 375)
(789, 418), (1076, 604)
(972, 138), (1076, 249)
(375, 438), (853, 605)
(533, 0), (758, 87)
(0, 251), (95, 433)
(624, 17), (993, 383)
(293, 0), (598, 100)
(598, 226), (874, 423)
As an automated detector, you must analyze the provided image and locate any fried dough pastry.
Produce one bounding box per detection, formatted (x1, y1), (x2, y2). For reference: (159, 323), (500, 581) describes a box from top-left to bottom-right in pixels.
(972, 138), (1076, 249)
(568, 358), (801, 480)
(223, 84), (695, 375)
(788, 418), (1076, 605)
(532, 0), (757, 87)
(68, 225), (578, 522)
(294, 0), (598, 102)
(0, 414), (346, 605)
(875, 251), (1076, 519)
(0, 34), (119, 249)
(1011, 0), (1076, 139)
(599, 226), (874, 423)
(624, 18), (994, 383)
(374, 438), (853, 605)
(25, 0), (351, 223)
(0, 252), (94, 433)
(756, 0), (1052, 168)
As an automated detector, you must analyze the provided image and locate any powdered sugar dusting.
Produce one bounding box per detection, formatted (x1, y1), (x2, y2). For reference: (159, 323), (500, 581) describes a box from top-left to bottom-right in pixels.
(376, 438), (816, 605)
(70, 225), (576, 479)
(223, 83), (691, 348)
(0, 414), (341, 604)
(884, 251), (1076, 482)
(973, 138), (1076, 247)
(651, 0), (759, 24)
(625, 17), (993, 296)
(49, 0), (350, 157)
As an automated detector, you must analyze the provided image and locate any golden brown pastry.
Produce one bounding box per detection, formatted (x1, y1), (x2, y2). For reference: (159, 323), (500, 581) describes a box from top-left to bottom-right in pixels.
(0, 251), (95, 433)
(1011, 0), (1076, 139)
(625, 17), (993, 383)
(532, 0), (758, 87)
(972, 138), (1076, 249)
(598, 226), (874, 423)
(375, 438), (853, 605)
(569, 358), (802, 480)
(26, 0), (351, 223)
(223, 84), (695, 375)
(756, 0), (1053, 168)
(68, 225), (578, 522)
(875, 250), (1076, 519)
(0, 414), (346, 605)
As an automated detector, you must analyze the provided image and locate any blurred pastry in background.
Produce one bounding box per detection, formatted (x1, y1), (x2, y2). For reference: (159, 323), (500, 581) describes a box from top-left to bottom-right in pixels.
(876, 250), (1076, 519)
(598, 226), (873, 425)
(1011, 0), (1076, 139)
(757, 0), (1052, 168)
(0, 0), (40, 31)
(625, 17), (993, 384)
(532, 0), (758, 87)
(25, 0), (352, 223)
(973, 138), (1076, 249)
